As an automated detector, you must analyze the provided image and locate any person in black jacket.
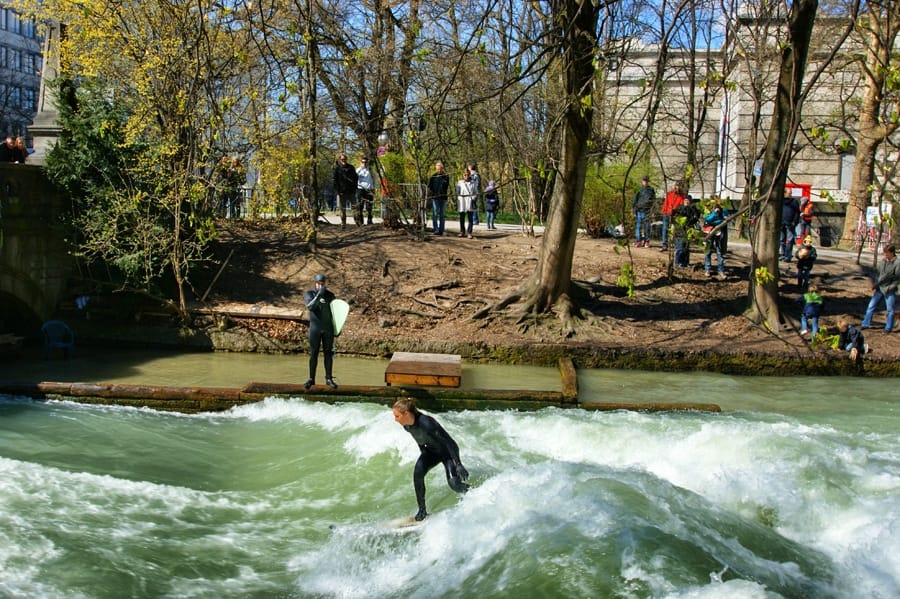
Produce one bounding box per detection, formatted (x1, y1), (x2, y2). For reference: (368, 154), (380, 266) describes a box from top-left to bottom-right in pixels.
(303, 273), (337, 389)
(427, 161), (450, 235)
(392, 398), (470, 521)
(781, 192), (800, 262)
(333, 154), (359, 230)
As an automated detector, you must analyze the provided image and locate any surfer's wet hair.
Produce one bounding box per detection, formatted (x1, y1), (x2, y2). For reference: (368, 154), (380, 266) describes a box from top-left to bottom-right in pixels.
(392, 398), (418, 414)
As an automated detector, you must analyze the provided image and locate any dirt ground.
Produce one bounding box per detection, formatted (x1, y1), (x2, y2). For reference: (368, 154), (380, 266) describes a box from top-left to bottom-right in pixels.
(201, 216), (899, 371)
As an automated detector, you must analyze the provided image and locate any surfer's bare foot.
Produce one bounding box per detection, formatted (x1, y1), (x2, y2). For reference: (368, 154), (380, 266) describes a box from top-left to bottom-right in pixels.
(414, 508), (428, 521)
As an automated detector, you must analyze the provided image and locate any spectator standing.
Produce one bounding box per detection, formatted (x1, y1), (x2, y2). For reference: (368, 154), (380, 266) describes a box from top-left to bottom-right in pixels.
(226, 157), (246, 218)
(795, 236), (818, 291)
(356, 157), (376, 225)
(467, 164), (482, 226)
(798, 285), (823, 336)
(797, 196), (814, 243)
(0, 136), (15, 162)
(12, 136), (28, 163)
(861, 244), (900, 333)
(303, 273), (338, 389)
(780, 191), (800, 261)
(484, 181), (499, 230)
(703, 199), (727, 279)
(333, 153), (359, 229)
(427, 162), (450, 236)
(660, 181), (686, 252)
(632, 176), (655, 247)
(671, 196), (700, 267)
(456, 170), (477, 238)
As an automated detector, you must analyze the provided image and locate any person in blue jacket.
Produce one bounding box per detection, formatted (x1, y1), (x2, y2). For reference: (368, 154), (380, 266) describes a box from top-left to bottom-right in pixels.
(702, 199), (726, 279)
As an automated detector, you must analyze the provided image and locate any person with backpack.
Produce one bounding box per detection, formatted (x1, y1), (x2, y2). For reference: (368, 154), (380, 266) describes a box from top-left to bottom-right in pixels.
(703, 199), (727, 279)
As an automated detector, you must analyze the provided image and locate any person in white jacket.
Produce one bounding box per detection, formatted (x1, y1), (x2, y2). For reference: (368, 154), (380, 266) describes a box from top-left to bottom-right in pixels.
(456, 170), (477, 238)
(355, 157), (376, 225)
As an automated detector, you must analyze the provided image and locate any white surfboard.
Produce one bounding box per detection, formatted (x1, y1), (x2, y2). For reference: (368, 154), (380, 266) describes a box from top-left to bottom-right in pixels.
(381, 515), (425, 533)
(331, 299), (350, 336)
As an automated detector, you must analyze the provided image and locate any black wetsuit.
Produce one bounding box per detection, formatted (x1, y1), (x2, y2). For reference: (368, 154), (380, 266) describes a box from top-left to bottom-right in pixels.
(304, 287), (336, 381)
(403, 412), (469, 517)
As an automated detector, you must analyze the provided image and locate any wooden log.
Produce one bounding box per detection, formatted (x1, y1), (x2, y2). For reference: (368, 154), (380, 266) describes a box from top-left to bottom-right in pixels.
(580, 401), (721, 413)
(558, 357), (578, 402)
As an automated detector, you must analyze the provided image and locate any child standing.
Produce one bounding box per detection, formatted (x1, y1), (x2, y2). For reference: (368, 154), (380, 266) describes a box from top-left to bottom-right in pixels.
(795, 236), (817, 291)
(484, 181), (499, 230)
(799, 285), (823, 336)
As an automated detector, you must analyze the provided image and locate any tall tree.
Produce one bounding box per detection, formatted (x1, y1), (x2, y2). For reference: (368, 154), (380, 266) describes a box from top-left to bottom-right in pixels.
(488, 0), (600, 335)
(15, 0), (257, 319)
(748, 0), (820, 329)
(839, 1), (900, 249)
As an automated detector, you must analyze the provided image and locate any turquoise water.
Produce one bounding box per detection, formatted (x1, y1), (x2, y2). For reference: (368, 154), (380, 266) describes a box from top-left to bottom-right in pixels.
(0, 357), (898, 598)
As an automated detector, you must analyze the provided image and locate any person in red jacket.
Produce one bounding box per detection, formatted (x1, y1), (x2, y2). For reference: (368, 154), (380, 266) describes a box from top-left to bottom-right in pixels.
(660, 181), (687, 252)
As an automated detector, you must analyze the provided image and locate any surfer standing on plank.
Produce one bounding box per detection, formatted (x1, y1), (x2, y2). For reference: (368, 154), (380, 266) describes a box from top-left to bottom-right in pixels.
(392, 398), (470, 521)
(304, 273), (338, 389)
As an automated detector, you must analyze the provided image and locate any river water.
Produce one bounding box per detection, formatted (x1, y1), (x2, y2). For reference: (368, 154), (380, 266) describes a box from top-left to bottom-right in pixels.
(0, 349), (897, 598)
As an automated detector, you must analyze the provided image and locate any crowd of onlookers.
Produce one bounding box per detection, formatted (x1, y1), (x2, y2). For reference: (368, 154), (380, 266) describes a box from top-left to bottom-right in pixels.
(0, 136), (30, 163)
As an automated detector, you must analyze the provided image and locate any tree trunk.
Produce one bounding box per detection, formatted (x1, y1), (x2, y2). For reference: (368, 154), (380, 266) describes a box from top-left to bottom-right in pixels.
(841, 14), (899, 247)
(748, 0), (818, 330)
(518, 0), (599, 326)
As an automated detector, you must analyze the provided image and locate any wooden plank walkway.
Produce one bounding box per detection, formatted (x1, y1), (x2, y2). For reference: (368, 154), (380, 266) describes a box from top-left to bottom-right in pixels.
(0, 357), (721, 414)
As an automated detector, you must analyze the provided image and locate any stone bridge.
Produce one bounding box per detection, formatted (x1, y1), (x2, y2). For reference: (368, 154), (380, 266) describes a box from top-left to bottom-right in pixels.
(0, 163), (74, 338)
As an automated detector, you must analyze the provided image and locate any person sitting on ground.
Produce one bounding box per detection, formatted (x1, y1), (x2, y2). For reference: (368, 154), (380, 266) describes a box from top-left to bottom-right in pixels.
(798, 284), (823, 337)
(795, 236), (818, 292)
(838, 319), (867, 361)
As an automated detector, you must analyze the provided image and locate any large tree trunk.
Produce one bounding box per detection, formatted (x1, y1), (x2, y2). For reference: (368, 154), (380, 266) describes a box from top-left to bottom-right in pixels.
(516, 0), (599, 330)
(841, 13), (899, 247)
(748, 0), (818, 330)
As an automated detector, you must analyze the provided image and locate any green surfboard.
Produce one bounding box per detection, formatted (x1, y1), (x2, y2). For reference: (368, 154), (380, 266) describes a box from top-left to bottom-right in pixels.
(331, 299), (350, 336)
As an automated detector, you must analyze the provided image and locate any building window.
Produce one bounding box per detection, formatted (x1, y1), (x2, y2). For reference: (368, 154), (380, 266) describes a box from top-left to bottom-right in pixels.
(0, 9), (8, 31)
(839, 153), (855, 191)
(9, 48), (21, 72)
(0, 46), (6, 69)
(24, 88), (36, 112)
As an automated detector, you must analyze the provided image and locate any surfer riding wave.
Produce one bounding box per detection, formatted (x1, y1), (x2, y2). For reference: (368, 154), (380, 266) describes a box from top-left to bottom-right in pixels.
(392, 398), (470, 521)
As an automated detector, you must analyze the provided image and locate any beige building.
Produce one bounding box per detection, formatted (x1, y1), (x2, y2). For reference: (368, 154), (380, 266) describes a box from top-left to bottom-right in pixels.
(613, 12), (867, 219)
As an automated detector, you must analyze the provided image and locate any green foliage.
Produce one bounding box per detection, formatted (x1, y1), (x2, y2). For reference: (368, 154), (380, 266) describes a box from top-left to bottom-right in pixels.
(581, 162), (655, 238)
(47, 78), (215, 303)
(810, 327), (839, 351)
(754, 266), (775, 286)
(617, 263), (635, 297)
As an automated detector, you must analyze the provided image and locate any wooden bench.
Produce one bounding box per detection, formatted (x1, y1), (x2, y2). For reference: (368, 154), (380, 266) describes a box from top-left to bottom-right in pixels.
(385, 352), (462, 387)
